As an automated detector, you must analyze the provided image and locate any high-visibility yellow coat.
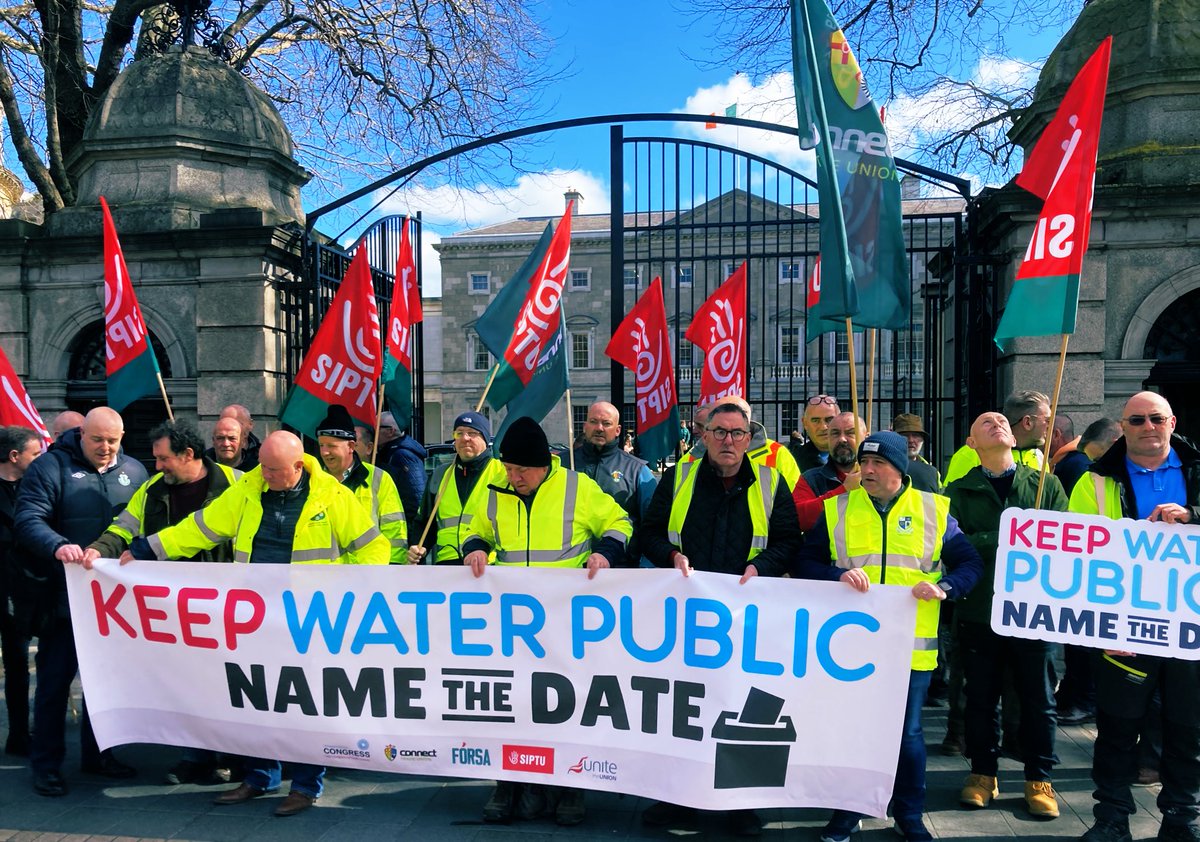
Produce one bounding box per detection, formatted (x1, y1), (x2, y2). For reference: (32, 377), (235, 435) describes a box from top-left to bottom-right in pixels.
(342, 459), (407, 563)
(460, 456), (632, 567)
(146, 454), (388, 565)
(824, 484), (951, 670)
(428, 456), (508, 563)
(667, 457), (778, 562)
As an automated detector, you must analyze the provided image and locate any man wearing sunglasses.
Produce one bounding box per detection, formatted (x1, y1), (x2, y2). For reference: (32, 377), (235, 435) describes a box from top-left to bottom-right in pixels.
(1070, 392), (1200, 842)
(789, 394), (842, 473)
(639, 401), (802, 837)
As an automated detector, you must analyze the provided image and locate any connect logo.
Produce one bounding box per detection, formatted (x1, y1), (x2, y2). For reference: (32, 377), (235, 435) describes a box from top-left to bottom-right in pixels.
(384, 745), (397, 761)
(502, 744), (554, 774)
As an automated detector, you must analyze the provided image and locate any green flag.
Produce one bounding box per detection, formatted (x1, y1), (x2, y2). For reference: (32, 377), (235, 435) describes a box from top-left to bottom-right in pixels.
(791, 0), (910, 341)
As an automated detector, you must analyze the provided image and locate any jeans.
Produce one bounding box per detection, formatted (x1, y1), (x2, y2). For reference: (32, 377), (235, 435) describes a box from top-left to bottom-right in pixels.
(30, 621), (100, 775)
(959, 621), (1057, 780)
(243, 758), (325, 798)
(826, 669), (932, 831)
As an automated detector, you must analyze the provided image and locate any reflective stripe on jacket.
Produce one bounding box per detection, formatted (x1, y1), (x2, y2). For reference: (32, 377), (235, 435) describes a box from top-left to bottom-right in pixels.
(349, 463), (407, 563)
(148, 454), (388, 565)
(431, 457), (508, 563)
(667, 458), (777, 560)
(825, 484), (950, 670)
(747, 439), (800, 491)
(461, 456), (631, 568)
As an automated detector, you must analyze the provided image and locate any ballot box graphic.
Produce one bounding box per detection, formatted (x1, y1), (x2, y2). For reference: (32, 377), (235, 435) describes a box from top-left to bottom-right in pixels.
(711, 687), (796, 789)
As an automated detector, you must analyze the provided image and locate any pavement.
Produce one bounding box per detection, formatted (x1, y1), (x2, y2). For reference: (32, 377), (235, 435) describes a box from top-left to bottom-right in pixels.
(0, 673), (1164, 841)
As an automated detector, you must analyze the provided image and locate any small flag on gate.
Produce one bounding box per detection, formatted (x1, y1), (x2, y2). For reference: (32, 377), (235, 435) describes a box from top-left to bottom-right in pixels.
(101, 197), (163, 412)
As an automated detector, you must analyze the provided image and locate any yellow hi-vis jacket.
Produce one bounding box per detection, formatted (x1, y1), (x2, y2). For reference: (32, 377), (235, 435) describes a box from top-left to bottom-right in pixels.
(344, 460), (408, 563)
(461, 456), (632, 567)
(747, 438), (801, 492)
(824, 483), (951, 670)
(1067, 470), (1123, 519)
(667, 457), (778, 561)
(429, 456), (508, 563)
(147, 454), (389, 565)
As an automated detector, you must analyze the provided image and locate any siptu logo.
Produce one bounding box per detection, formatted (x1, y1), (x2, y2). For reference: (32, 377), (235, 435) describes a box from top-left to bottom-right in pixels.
(451, 742), (492, 767)
(502, 744), (554, 774)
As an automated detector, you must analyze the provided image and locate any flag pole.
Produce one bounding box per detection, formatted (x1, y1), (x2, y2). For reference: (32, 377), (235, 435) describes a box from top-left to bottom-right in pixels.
(1035, 333), (1070, 508)
(564, 388), (575, 470)
(371, 383), (386, 464)
(844, 318), (860, 425)
(866, 328), (877, 432)
(416, 473), (450, 557)
(155, 372), (174, 422)
(476, 364), (500, 413)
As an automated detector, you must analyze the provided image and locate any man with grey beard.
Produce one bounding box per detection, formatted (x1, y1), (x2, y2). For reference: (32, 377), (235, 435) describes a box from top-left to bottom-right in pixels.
(791, 411), (866, 532)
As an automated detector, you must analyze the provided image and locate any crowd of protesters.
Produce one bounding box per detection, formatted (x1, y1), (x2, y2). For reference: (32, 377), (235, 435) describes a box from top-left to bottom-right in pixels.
(0, 388), (1191, 842)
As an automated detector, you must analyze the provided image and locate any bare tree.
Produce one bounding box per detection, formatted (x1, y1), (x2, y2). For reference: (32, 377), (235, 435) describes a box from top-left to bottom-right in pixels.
(681, 0), (1081, 181)
(0, 0), (557, 216)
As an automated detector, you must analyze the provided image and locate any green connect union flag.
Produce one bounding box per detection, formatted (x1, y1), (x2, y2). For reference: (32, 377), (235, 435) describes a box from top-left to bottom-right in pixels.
(474, 204), (573, 445)
(995, 37), (1112, 350)
(382, 217), (423, 431)
(605, 277), (680, 466)
(791, 0), (910, 341)
(279, 248), (382, 438)
(101, 196), (163, 412)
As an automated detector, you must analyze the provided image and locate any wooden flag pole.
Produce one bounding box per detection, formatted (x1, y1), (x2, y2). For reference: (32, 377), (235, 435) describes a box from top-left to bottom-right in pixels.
(1035, 333), (1071, 508)
(156, 372), (174, 422)
(866, 328), (877, 432)
(415, 470), (451, 554)
(476, 364), (500, 413)
(564, 388), (575, 470)
(371, 383), (386, 464)
(844, 318), (860, 425)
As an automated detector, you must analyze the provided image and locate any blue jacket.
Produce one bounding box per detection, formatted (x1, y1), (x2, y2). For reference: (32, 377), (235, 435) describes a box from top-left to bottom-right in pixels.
(381, 433), (428, 527)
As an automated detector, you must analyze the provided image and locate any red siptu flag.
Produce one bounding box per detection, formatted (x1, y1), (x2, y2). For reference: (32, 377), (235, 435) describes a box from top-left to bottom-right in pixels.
(279, 247), (382, 437)
(101, 196), (162, 412)
(499, 200), (573, 386)
(806, 255), (822, 310)
(605, 277), (679, 465)
(995, 36), (1111, 347)
(0, 343), (51, 447)
(382, 218), (423, 429)
(685, 261), (748, 406)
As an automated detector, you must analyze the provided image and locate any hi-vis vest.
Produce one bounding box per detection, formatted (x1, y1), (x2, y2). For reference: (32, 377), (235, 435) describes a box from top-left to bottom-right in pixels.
(825, 485), (950, 670)
(350, 463), (407, 563)
(667, 458), (778, 560)
(149, 454), (388, 566)
(462, 456), (632, 568)
(1067, 470), (1123, 520)
(747, 439), (801, 491)
(430, 457), (507, 562)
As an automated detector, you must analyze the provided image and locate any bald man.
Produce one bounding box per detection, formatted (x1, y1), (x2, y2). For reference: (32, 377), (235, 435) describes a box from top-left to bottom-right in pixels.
(1071, 392), (1200, 842)
(572, 401), (657, 566)
(219, 404), (261, 467)
(15, 407), (148, 796)
(49, 411), (84, 441)
(127, 430), (388, 817)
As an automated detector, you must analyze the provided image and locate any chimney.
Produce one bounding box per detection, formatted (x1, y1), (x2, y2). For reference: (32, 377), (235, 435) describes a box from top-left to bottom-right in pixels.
(564, 187), (583, 212)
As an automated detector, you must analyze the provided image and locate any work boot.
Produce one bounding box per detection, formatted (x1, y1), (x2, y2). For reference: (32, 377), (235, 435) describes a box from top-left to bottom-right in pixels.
(515, 783), (547, 820)
(1159, 824), (1200, 842)
(1025, 781), (1060, 819)
(893, 817), (933, 841)
(482, 781), (516, 823)
(1081, 819), (1133, 842)
(556, 787), (586, 826)
(960, 774), (999, 808)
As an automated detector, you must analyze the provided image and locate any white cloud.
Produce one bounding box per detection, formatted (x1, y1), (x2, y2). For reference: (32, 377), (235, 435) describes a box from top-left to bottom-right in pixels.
(376, 169), (610, 232)
(418, 232), (442, 297)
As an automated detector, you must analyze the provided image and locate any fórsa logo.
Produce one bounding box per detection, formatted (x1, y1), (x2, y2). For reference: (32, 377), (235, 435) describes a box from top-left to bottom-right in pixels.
(451, 742), (492, 767)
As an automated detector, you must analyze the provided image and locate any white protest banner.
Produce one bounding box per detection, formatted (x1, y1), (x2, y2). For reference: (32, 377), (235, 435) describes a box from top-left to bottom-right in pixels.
(67, 563), (916, 814)
(995, 508), (1200, 659)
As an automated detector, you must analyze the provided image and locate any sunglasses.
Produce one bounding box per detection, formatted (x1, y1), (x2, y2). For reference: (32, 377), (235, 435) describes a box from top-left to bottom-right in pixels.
(806, 396), (838, 406)
(1124, 414), (1170, 427)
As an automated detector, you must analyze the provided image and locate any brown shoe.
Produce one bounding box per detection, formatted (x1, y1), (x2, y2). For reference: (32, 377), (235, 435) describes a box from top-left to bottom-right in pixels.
(274, 790), (315, 817)
(213, 783), (267, 805)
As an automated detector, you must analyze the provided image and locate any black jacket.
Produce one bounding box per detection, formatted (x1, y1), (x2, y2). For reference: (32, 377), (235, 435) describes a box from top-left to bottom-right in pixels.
(788, 438), (826, 473)
(573, 439), (657, 566)
(641, 455), (801, 577)
(1085, 434), (1200, 521)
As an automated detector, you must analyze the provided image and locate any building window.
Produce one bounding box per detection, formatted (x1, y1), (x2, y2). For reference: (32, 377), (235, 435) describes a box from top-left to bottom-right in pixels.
(835, 332), (864, 364)
(779, 261), (802, 284)
(779, 326), (804, 365)
(467, 334), (492, 371)
(623, 267), (639, 288)
(724, 262), (736, 279)
(469, 272), (490, 294)
(570, 268), (591, 290)
(572, 404), (589, 442)
(899, 325), (925, 366)
(676, 265), (693, 287)
(570, 331), (592, 369)
(780, 402), (803, 437)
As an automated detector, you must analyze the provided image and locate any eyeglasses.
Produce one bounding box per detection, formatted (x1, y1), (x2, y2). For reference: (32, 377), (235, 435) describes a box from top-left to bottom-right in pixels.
(707, 427), (750, 442)
(807, 395), (838, 406)
(1124, 414), (1170, 427)
(453, 429), (484, 440)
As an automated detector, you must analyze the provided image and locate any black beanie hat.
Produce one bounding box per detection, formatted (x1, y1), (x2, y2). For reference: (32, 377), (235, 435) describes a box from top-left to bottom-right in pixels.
(316, 404), (357, 440)
(498, 416), (552, 468)
(858, 430), (910, 476)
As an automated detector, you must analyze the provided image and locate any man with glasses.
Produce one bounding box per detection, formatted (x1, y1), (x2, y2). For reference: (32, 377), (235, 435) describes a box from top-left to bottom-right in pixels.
(944, 390), (1049, 485)
(638, 401), (801, 837)
(1071, 392), (1200, 842)
(789, 395), (842, 473)
(573, 401), (657, 566)
(792, 411), (866, 532)
(408, 412), (506, 565)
